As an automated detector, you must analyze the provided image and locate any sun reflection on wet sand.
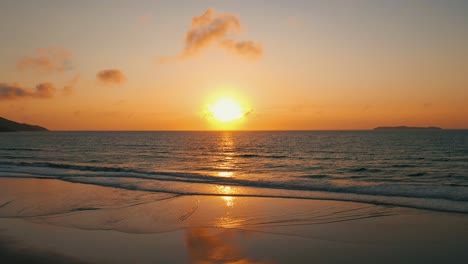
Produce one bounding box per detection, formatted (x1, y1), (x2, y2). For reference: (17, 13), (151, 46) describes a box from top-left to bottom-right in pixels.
(217, 185), (236, 208)
(214, 185), (244, 228)
(222, 196), (234, 208)
(184, 228), (273, 264)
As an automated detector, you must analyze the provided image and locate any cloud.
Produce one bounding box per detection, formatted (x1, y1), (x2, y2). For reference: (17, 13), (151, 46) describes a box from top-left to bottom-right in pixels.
(0, 83), (30, 100)
(34, 83), (56, 98)
(0, 82), (60, 100)
(183, 8), (241, 57)
(220, 39), (263, 59)
(96, 69), (127, 85)
(162, 8), (263, 61)
(17, 47), (73, 73)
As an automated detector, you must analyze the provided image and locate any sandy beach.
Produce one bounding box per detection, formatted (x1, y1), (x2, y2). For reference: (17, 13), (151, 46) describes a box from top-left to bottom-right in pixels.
(1, 178), (467, 264)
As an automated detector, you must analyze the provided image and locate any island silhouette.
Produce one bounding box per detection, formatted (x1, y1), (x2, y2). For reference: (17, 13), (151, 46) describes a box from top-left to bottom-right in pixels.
(0, 117), (48, 132)
(373, 126), (442, 130)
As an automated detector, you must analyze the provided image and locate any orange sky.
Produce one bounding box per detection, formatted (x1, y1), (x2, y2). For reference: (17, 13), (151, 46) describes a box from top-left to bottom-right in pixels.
(1, 1), (467, 130)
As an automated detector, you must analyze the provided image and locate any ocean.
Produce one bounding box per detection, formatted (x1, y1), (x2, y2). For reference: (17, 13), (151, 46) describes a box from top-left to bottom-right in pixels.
(0, 130), (467, 213)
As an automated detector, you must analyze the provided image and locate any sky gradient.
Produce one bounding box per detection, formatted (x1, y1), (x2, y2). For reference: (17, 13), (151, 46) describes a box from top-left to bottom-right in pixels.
(1, 0), (467, 130)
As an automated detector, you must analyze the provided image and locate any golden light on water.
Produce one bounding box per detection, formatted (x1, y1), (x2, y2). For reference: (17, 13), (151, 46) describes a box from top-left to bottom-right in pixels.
(218, 185), (233, 194)
(218, 171), (234, 178)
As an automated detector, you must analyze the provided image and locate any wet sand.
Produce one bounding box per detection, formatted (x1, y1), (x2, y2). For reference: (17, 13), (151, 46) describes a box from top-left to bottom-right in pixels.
(1, 178), (467, 263)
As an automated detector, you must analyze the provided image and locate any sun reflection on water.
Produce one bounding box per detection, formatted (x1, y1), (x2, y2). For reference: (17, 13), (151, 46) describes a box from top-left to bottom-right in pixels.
(217, 185), (235, 195)
(214, 132), (238, 179)
(218, 171), (234, 178)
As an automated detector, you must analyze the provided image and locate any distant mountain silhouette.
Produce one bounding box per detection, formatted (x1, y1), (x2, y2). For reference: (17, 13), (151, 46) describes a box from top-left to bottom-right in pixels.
(0, 117), (48, 132)
(373, 126), (442, 131)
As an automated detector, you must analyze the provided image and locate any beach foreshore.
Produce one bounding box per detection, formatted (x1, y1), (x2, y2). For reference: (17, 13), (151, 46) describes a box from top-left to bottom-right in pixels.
(0, 178), (467, 264)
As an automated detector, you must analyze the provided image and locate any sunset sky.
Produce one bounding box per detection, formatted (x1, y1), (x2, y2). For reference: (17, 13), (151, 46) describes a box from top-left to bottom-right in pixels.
(1, 0), (467, 130)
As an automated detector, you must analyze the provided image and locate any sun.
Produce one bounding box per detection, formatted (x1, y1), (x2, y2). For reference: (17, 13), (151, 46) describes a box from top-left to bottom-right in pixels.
(208, 98), (244, 122)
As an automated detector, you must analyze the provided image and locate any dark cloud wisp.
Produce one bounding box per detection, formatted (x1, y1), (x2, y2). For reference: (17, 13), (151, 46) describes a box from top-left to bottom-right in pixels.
(96, 69), (127, 85)
(0, 82), (58, 100)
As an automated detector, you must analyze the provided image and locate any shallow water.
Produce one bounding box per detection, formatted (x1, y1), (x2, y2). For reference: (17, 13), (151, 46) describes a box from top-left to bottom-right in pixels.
(0, 130), (467, 213)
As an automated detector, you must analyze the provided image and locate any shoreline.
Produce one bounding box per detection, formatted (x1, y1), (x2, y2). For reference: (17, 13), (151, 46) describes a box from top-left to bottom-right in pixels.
(0, 173), (466, 215)
(1, 178), (468, 263)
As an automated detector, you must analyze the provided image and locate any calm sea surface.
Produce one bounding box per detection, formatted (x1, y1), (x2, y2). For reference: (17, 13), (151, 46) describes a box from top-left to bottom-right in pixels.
(1, 131), (467, 213)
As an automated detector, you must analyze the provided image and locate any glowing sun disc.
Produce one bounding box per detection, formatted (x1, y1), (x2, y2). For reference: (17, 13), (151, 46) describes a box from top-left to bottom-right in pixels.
(209, 98), (244, 122)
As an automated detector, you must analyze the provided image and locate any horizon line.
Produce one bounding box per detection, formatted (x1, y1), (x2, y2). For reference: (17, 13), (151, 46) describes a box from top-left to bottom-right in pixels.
(43, 128), (468, 132)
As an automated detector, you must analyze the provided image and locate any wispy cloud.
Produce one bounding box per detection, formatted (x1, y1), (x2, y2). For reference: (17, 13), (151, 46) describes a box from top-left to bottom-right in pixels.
(0, 83), (30, 100)
(161, 8), (263, 62)
(182, 8), (241, 57)
(96, 69), (127, 85)
(17, 47), (73, 73)
(34, 83), (56, 98)
(0, 82), (56, 100)
(219, 39), (263, 60)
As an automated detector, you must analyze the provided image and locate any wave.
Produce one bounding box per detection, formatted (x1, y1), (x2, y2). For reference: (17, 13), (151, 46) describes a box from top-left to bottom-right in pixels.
(0, 147), (42, 152)
(56, 177), (468, 214)
(347, 167), (382, 173)
(390, 164), (415, 168)
(0, 155), (35, 160)
(234, 154), (289, 159)
(1, 160), (468, 214)
(301, 174), (329, 179)
(0, 161), (214, 180)
(408, 172), (426, 177)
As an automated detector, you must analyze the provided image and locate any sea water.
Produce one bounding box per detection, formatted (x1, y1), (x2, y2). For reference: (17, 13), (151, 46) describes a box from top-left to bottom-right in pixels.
(0, 130), (467, 213)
